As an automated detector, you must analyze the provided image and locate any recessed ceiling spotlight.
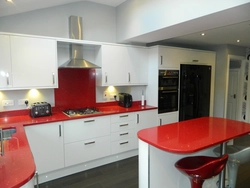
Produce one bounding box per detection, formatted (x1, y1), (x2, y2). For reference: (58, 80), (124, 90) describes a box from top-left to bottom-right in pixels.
(201, 33), (205, 36)
(237, 39), (240, 43)
(6, 0), (12, 2)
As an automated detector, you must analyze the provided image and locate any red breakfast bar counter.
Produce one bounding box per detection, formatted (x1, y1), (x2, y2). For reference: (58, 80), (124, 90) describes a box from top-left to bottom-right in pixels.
(137, 117), (250, 188)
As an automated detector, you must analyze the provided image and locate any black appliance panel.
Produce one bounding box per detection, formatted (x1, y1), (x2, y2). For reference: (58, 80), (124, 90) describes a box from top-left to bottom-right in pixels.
(158, 70), (179, 113)
(179, 64), (211, 121)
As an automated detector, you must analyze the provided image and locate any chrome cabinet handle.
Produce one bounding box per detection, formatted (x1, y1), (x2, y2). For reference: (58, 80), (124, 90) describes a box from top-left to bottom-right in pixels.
(59, 125), (61, 137)
(84, 141), (95, 145)
(52, 73), (55, 84)
(0, 129), (3, 156)
(120, 115), (128, 118)
(120, 132), (129, 136)
(120, 141), (129, 145)
(6, 72), (9, 85)
(84, 119), (95, 123)
(137, 114), (139, 124)
(105, 72), (108, 83)
(160, 55), (163, 65)
(120, 123), (128, 127)
(160, 118), (162, 126)
(128, 72), (130, 82)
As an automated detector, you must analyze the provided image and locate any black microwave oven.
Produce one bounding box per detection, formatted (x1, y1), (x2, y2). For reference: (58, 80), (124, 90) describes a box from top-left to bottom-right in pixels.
(118, 93), (132, 108)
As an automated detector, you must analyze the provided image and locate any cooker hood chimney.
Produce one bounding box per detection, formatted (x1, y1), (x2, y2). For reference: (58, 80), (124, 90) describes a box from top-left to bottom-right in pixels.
(59, 16), (100, 69)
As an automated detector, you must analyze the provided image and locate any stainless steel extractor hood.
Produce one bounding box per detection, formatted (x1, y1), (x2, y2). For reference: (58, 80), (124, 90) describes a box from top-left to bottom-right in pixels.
(59, 16), (100, 69)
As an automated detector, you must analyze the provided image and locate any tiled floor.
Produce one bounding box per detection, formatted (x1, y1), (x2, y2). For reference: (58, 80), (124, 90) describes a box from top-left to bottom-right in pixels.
(39, 135), (250, 188)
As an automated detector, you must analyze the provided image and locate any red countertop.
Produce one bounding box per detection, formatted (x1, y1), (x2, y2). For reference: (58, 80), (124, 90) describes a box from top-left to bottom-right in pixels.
(0, 104), (157, 188)
(138, 117), (250, 154)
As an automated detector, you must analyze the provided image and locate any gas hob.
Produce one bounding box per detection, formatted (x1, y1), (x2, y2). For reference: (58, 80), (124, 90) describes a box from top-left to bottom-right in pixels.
(63, 107), (102, 117)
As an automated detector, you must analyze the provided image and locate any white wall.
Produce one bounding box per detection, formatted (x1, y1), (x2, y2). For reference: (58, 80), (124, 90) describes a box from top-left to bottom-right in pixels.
(0, 1), (116, 43)
(212, 45), (246, 118)
(0, 89), (54, 111)
(116, 0), (250, 43)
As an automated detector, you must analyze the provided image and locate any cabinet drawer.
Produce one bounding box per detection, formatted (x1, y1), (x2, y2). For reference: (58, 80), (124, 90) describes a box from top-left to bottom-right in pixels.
(64, 116), (110, 144)
(111, 113), (136, 123)
(111, 120), (135, 132)
(111, 138), (135, 154)
(111, 129), (135, 142)
(64, 136), (110, 167)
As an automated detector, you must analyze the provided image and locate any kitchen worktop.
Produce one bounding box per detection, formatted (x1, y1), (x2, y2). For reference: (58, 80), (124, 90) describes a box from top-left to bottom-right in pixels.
(0, 103), (156, 188)
(138, 117), (250, 188)
(138, 116), (250, 154)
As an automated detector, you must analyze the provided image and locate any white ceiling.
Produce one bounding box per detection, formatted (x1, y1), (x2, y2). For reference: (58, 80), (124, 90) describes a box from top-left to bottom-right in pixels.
(1, 0), (250, 48)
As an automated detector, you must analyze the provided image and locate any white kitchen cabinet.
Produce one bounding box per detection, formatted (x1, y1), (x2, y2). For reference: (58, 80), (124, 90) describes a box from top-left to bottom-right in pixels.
(135, 109), (158, 148)
(24, 122), (64, 174)
(0, 35), (12, 88)
(96, 44), (148, 86)
(158, 46), (216, 69)
(64, 116), (111, 166)
(110, 112), (136, 154)
(10, 36), (57, 88)
(158, 112), (179, 125)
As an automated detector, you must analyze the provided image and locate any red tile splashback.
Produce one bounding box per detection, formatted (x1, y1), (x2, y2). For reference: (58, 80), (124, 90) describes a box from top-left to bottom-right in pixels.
(54, 69), (96, 109)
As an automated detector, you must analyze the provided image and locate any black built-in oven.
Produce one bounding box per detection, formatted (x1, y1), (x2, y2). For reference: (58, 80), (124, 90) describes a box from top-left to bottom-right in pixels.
(158, 70), (179, 113)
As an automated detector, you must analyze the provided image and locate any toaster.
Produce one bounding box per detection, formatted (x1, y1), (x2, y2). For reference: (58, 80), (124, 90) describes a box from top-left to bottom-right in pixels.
(118, 93), (132, 108)
(30, 102), (52, 118)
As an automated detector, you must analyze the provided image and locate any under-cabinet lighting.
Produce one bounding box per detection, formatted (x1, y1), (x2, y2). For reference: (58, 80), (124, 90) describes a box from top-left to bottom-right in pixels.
(237, 39), (240, 43)
(6, 0), (12, 2)
(28, 89), (40, 98)
(201, 33), (205, 36)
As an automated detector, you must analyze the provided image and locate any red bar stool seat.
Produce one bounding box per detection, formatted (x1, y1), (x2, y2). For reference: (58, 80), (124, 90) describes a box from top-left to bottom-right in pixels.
(175, 154), (228, 188)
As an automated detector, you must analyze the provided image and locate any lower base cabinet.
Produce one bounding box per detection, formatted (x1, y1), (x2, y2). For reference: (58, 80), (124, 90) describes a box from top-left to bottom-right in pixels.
(25, 122), (64, 174)
(65, 136), (111, 167)
(158, 111), (178, 125)
(25, 110), (158, 183)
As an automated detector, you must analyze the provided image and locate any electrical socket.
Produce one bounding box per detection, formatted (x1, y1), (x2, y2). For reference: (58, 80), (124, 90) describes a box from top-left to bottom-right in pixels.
(110, 93), (117, 100)
(2, 100), (14, 106)
(103, 92), (108, 100)
(18, 99), (28, 106)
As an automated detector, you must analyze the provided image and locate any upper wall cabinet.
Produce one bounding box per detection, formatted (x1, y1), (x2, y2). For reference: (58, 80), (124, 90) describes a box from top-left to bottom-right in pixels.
(0, 34), (58, 90)
(0, 35), (12, 89)
(158, 46), (216, 69)
(96, 44), (148, 86)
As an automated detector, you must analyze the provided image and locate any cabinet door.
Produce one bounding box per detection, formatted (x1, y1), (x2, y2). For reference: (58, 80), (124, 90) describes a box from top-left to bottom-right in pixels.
(10, 36), (57, 88)
(25, 122), (64, 174)
(0, 35), (12, 88)
(101, 45), (128, 86)
(97, 45), (148, 86)
(158, 112), (178, 125)
(65, 136), (110, 167)
(64, 116), (110, 144)
(135, 110), (158, 148)
(127, 47), (148, 85)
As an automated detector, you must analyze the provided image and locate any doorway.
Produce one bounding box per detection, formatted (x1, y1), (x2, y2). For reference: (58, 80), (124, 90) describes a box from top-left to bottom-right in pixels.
(225, 55), (245, 121)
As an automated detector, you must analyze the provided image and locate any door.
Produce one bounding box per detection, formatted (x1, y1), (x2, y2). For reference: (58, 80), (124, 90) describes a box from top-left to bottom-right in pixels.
(226, 70), (239, 120)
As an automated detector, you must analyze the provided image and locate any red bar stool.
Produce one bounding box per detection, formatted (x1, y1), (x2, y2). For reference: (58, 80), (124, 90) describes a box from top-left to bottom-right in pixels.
(175, 154), (228, 188)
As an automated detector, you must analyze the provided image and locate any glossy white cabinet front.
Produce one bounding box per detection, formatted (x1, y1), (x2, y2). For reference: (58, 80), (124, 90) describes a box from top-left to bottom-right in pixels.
(96, 44), (148, 86)
(25, 122), (64, 174)
(10, 36), (57, 89)
(0, 34), (58, 90)
(0, 35), (12, 88)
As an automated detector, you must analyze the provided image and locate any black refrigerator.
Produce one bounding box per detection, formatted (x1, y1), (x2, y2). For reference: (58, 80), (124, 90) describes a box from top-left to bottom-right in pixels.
(179, 64), (211, 121)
